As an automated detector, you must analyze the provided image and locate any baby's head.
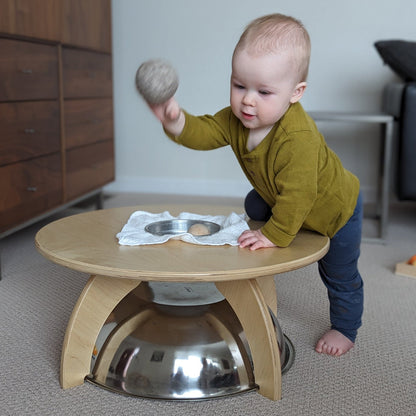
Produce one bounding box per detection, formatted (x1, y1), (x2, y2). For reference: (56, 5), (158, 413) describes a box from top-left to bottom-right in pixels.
(233, 13), (311, 84)
(230, 14), (310, 131)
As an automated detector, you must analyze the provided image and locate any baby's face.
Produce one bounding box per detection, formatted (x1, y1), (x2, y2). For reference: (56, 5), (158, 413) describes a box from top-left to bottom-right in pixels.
(230, 49), (302, 132)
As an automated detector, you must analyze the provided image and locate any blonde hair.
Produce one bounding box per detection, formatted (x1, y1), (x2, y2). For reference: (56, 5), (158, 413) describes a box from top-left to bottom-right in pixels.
(233, 13), (311, 82)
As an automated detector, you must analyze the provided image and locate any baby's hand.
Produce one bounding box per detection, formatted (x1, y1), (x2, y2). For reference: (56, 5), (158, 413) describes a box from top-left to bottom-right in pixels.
(238, 229), (277, 251)
(150, 97), (185, 136)
(150, 97), (180, 122)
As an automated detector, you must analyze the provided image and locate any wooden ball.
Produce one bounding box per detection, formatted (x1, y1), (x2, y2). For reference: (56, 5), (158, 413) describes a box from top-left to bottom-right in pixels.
(188, 223), (210, 236)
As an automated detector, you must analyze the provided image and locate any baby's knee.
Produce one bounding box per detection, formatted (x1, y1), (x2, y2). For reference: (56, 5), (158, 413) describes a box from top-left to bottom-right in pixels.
(244, 189), (272, 221)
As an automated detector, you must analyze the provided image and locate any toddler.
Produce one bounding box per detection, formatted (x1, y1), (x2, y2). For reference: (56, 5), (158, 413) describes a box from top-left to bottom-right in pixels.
(148, 13), (363, 357)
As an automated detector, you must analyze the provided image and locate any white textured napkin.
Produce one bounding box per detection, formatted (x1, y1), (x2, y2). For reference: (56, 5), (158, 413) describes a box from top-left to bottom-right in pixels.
(116, 211), (249, 246)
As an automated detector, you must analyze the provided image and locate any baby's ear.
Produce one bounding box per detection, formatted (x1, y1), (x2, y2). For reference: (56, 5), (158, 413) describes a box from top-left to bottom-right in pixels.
(290, 82), (307, 103)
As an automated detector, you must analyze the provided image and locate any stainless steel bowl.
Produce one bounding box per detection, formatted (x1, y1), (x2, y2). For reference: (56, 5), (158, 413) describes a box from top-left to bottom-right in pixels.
(145, 219), (221, 236)
(86, 282), (295, 400)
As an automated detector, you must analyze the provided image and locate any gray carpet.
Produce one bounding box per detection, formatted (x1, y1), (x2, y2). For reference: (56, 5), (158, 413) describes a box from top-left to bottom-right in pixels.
(1, 193), (415, 415)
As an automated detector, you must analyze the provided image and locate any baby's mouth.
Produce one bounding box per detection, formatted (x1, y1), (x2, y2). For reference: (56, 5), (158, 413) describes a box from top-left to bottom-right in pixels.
(242, 111), (255, 120)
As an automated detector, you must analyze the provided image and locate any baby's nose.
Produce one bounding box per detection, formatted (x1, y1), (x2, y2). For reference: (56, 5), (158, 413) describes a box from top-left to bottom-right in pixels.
(242, 91), (256, 105)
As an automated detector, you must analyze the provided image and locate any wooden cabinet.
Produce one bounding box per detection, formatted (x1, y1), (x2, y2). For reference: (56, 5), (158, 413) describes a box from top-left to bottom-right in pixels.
(0, 0), (114, 235)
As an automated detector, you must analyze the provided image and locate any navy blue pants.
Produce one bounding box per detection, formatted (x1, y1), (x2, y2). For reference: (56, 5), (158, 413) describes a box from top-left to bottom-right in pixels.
(245, 189), (364, 342)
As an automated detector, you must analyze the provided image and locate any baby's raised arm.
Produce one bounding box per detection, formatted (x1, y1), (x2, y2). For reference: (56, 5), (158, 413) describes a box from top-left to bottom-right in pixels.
(136, 59), (185, 136)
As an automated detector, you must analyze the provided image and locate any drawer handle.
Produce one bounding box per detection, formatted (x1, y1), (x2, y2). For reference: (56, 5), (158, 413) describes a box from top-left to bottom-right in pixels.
(21, 69), (33, 74)
(26, 186), (38, 192)
(24, 128), (36, 134)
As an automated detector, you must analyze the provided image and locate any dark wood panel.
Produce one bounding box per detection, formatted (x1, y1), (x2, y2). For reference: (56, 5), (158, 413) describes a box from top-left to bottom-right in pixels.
(0, 0), (60, 40)
(0, 38), (59, 101)
(0, 0), (14, 34)
(0, 101), (60, 165)
(61, 0), (112, 52)
(64, 98), (113, 149)
(1, 0), (111, 48)
(65, 140), (114, 200)
(14, 0), (61, 41)
(0, 153), (62, 232)
(62, 48), (112, 98)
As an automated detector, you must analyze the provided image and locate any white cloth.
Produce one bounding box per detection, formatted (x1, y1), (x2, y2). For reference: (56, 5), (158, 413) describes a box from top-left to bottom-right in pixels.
(116, 211), (249, 246)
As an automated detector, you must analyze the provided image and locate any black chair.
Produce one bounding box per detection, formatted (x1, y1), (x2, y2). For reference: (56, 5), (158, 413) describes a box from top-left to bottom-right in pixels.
(382, 82), (416, 201)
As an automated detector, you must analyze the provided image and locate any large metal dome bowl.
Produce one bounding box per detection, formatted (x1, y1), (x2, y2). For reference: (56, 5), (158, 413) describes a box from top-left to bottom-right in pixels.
(86, 281), (295, 400)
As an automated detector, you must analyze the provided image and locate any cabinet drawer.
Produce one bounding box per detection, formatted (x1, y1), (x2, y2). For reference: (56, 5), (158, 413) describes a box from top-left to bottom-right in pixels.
(0, 38), (58, 101)
(66, 140), (114, 200)
(62, 0), (112, 52)
(0, 101), (60, 165)
(0, 0), (61, 41)
(62, 48), (112, 98)
(64, 98), (113, 149)
(0, 154), (62, 232)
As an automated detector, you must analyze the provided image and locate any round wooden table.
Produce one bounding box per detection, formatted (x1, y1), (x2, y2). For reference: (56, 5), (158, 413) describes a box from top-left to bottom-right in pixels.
(35, 204), (329, 401)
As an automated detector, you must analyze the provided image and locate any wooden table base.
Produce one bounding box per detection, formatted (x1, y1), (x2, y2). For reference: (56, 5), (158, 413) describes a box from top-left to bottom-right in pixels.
(60, 274), (282, 400)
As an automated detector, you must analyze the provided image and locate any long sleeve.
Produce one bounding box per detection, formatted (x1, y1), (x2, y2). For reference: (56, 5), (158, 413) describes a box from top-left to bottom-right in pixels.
(164, 108), (235, 150)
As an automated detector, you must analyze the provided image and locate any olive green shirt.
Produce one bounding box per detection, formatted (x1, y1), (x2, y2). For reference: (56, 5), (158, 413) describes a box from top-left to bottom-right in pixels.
(165, 102), (360, 247)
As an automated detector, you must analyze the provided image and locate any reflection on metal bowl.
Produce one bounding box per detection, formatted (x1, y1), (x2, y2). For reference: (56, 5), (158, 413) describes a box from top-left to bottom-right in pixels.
(86, 282), (295, 400)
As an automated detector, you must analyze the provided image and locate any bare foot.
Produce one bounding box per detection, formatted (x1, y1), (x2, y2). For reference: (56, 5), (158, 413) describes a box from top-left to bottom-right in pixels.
(315, 329), (354, 356)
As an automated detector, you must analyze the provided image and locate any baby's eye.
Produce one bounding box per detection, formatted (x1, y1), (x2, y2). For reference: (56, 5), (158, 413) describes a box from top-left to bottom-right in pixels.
(259, 90), (270, 95)
(233, 83), (245, 90)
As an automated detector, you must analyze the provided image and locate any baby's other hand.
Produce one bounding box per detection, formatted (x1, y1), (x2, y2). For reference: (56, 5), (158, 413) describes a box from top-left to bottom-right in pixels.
(238, 229), (277, 251)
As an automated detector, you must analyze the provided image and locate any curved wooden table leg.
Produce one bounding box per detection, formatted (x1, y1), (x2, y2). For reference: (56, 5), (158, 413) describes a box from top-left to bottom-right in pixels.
(60, 274), (141, 389)
(256, 275), (277, 316)
(216, 278), (282, 401)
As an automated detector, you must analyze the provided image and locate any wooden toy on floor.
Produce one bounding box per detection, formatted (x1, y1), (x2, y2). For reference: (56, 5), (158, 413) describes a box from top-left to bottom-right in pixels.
(395, 254), (416, 278)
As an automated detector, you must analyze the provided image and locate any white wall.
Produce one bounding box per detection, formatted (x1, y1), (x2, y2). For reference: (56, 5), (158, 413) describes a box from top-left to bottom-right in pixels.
(108, 0), (415, 201)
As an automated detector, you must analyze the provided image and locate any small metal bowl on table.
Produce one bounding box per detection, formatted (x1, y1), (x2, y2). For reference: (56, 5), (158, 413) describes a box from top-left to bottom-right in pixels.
(145, 219), (221, 236)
